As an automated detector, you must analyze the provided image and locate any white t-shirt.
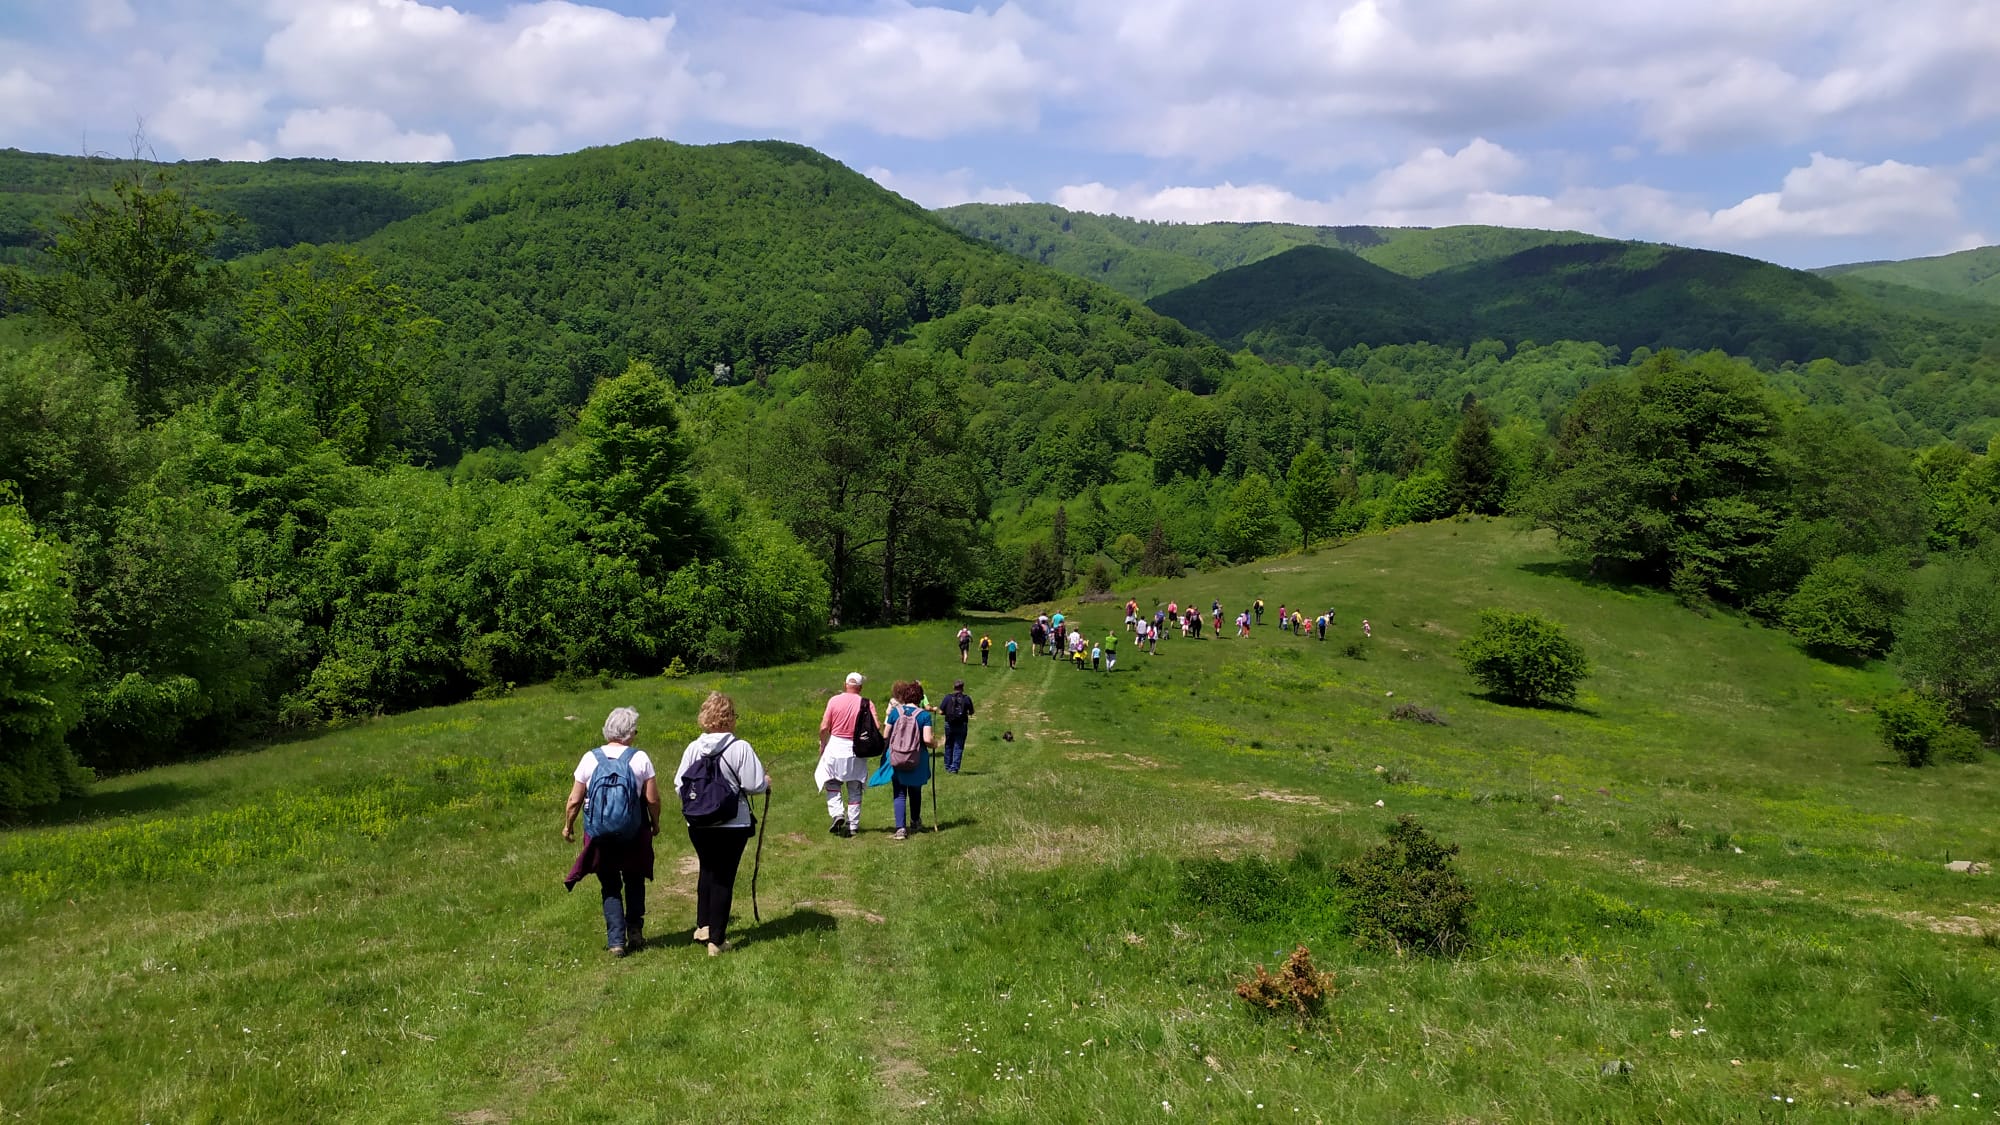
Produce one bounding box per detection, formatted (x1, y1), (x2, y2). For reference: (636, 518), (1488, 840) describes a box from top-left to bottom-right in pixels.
(574, 744), (656, 787)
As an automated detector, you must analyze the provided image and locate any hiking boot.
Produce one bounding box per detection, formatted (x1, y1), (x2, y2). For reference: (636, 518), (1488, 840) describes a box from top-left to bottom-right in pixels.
(828, 817), (844, 835)
(692, 926), (709, 943)
(609, 944), (627, 958)
(628, 924), (645, 951)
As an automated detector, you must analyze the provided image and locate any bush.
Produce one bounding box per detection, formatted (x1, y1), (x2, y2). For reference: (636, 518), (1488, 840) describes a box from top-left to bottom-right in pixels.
(1388, 703), (1448, 726)
(1456, 609), (1590, 707)
(1782, 554), (1905, 660)
(1335, 815), (1475, 956)
(1876, 691), (1948, 767)
(1936, 725), (1986, 764)
(1234, 945), (1336, 1019)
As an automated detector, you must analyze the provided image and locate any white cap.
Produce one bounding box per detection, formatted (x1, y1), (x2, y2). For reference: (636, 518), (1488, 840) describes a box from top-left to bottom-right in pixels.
(845, 672), (866, 687)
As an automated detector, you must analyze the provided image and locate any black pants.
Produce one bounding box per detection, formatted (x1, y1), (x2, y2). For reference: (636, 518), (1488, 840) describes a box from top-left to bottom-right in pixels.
(687, 825), (755, 945)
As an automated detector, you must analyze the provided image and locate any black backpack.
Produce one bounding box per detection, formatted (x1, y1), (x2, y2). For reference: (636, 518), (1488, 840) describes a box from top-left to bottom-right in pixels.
(941, 692), (972, 724)
(678, 736), (741, 826)
(851, 699), (887, 758)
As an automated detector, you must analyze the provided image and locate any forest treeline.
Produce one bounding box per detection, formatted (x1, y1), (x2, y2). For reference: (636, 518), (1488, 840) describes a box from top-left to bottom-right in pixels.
(4, 141), (1999, 811)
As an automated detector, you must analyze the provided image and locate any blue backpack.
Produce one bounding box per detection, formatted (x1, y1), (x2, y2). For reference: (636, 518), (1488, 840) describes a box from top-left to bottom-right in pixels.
(584, 747), (646, 842)
(678, 736), (741, 827)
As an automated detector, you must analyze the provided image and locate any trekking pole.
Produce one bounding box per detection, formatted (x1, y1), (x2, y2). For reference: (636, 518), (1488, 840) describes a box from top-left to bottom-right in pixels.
(750, 788), (770, 923)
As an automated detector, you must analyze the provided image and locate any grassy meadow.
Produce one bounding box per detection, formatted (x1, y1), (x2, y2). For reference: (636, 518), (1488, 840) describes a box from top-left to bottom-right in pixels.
(4, 518), (1997, 1123)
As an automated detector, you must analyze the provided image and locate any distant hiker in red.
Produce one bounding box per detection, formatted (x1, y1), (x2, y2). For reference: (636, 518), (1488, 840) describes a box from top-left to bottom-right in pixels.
(957, 626), (972, 664)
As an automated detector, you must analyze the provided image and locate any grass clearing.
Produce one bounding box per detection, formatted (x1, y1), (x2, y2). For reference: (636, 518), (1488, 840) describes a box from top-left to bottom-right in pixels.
(4, 518), (1997, 1121)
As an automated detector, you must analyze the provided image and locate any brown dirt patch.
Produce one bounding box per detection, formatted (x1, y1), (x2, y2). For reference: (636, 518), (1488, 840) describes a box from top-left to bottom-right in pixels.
(875, 1051), (928, 1109)
(1867, 1089), (1940, 1115)
(452, 1112), (509, 1125)
(1062, 751), (1168, 769)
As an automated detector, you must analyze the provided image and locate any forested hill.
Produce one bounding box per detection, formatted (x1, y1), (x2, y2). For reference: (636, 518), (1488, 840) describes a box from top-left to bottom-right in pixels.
(934, 202), (1605, 300)
(1818, 245), (2000, 305)
(1146, 240), (2000, 368)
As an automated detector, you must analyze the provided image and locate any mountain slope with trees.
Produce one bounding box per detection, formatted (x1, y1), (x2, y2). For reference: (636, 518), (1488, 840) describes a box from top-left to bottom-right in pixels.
(1819, 245), (2000, 305)
(935, 201), (1606, 299)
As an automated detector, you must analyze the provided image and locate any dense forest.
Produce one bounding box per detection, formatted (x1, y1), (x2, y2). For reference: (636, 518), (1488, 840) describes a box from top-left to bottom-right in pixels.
(936, 201), (1607, 300)
(3, 140), (1999, 813)
(1818, 245), (2000, 305)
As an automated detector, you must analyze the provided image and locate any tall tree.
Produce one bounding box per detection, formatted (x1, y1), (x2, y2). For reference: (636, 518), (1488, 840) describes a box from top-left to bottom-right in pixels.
(10, 168), (235, 416)
(244, 251), (440, 463)
(1017, 538), (1062, 603)
(1284, 441), (1339, 551)
(763, 331), (877, 625)
(0, 504), (90, 812)
(1217, 471), (1282, 561)
(1443, 399), (1505, 514)
(1051, 505), (1070, 584)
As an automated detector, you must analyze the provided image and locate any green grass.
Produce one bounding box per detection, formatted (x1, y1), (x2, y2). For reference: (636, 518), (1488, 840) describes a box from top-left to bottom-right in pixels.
(6, 518), (1998, 1121)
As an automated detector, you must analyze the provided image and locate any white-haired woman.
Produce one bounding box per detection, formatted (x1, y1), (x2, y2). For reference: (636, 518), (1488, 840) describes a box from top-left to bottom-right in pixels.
(673, 692), (770, 955)
(563, 707), (660, 957)
(817, 672), (874, 837)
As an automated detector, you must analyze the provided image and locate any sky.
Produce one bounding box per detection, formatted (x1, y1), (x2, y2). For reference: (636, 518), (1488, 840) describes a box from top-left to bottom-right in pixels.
(2, 0), (1996, 268)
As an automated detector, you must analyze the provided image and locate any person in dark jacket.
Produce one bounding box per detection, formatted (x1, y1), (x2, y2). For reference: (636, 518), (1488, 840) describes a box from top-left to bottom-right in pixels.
(939, 679), (975, 774)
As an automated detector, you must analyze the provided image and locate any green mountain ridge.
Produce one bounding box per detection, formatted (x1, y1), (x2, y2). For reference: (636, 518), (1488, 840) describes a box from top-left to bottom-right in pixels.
(1818, 244), (2000, 305)
(934, 201), (1608, 299)
(1145, 239), (2000, 369)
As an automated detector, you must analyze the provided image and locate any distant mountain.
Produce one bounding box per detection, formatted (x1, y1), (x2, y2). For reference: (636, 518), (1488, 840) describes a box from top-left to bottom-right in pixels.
(1818, 245), (2000, 306)
(1148, 239), (2000, 368)
(933, 202), (1606, 300)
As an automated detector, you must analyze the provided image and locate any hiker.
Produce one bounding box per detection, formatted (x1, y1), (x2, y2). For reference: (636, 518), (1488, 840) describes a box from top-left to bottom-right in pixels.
(1006, 637), (1019, 668)
(1051, 610), (1065, 636)
(979, 634), (992, 666)
(1278, 603), (1290, 632)
(1167, 600), (1177, 621)
(1315, 614), (1328, 640)
(1255, 598), (1265, 625)
(1237, 611), (1251, 638)
(1102, 629), (1117, 672)
(939, 679), (974, 775)
(870, 681), (934, 840)
(1029, 621), (1046, 656)
(562, 706), (660, 957)
(1212, 604), (1224, 635)
(818, 672), (875, 838)
(1090, 642), (1102, 671)
(957, 625), (972, 664)
(1125, 599), (1139, 631)
(673, 692), (770, 956)
(1362, 619), (1372, 638)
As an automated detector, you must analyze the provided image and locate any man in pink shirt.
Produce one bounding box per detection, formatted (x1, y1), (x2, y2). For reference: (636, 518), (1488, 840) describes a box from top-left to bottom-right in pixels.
(817, 672), (872, 837)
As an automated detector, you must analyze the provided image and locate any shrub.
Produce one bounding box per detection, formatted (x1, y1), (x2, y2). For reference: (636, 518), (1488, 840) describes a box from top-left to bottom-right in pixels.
(1935, 725), (1986, 765)
(1335, 815), (1475, 956)
(1234, 945), (1336, 1019)
(1876, 691), (1948, 768)
(1456, 609), (1590, 707)
(1084, 557), (1113, 595)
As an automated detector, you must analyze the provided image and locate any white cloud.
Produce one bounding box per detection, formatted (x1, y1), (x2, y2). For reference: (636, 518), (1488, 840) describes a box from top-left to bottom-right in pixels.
(82, 0), (138, 35)
(275, 107), (456, 162)
(865, 166), (1030, 209)
(1697, 154), (1963, 241)
(0, 66), (58, 133)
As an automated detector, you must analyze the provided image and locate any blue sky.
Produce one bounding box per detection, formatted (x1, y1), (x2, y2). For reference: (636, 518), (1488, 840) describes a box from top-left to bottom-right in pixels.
(3, 0), (1995, 267)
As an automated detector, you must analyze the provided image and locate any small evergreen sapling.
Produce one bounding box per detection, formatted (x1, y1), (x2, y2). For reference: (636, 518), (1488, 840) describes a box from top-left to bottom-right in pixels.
(1335, 815), (1475, 956)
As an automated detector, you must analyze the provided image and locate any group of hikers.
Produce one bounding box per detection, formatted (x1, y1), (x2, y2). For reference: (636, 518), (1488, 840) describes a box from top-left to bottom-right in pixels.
(564, 673), (978, 958)
(564, 593), (1371, 959)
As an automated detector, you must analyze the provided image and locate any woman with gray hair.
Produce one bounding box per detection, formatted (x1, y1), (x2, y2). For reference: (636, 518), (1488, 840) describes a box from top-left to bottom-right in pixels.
(563, 706), (660, 957)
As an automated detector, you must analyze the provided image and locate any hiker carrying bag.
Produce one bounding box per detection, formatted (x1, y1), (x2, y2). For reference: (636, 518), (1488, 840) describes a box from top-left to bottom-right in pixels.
(886, 705), (927, 770)
(584, 747), (646, 842)
(678, 735), (741, 827)
(941, 692), (970, 725)
(851, 698), (887, 758)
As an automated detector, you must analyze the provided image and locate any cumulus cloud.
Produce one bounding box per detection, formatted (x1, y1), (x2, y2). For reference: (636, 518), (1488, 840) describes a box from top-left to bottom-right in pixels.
(276, 106), (456, 162)
(865, 166), (1031, 209)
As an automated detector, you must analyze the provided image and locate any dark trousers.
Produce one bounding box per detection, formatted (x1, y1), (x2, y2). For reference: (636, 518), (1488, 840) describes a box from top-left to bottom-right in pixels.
(687, 826), (754, 945)
(893, 779), (925, 829)
(943, 722), (968, 772)
(596, 865), (646, 949)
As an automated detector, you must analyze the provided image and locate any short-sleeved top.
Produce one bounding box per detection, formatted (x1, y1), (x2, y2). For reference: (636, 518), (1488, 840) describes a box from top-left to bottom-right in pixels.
(980, 636), (992, 648)
(1103, 634), (1117, 651)
(574, 744), (656, 787)
(1052, 613), (1064, 630)
(1006, 640), (1018, 652)
(822, 691), (864, 738)
(958, 629), (972, 644)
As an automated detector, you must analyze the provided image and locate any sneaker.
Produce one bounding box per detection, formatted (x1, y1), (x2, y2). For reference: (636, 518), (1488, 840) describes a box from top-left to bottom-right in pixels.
(707, 941), (732, 957)
(828, 817), (844, 835)
(609, 945), (627, 958)
(692, 926), (709, 943)
(892, 828), (907, 840)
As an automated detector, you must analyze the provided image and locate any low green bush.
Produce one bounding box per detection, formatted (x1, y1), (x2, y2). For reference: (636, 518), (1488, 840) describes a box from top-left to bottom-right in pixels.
(1335, 815), (1476, 956)
(1876, 691), (1948, 768)
(1936, 725), (1986, 765)
(1456, 609), (1590, 707)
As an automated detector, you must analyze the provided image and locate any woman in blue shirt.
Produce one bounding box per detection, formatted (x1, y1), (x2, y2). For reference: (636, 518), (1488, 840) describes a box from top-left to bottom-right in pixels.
(869, 680), (935, 840)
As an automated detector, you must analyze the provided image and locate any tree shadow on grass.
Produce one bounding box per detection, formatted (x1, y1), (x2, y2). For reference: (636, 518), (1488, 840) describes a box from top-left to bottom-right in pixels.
(6, 780), (211, 830)
(739, 908), (837, 946)
(1467, 691), (1599, 719)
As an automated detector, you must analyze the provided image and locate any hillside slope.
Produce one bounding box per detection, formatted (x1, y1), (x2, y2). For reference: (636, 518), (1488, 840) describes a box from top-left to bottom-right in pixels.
(1819, 245), (2000, 305)
(3, 518), (1992, 1121)
(1149, 238), (2000, 367)
(935, 201), (1605, 299)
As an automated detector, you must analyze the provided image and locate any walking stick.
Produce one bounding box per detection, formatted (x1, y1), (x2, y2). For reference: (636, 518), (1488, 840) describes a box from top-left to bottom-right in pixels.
(929, 744), (941, 832)
(750, 788), (770, 923)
